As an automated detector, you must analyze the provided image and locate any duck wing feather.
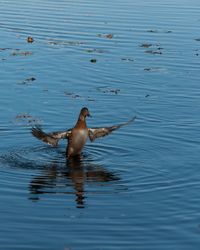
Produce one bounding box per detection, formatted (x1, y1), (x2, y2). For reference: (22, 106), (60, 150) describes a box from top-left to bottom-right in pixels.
(88, 116), (136, 142)
(31, 126), (71, 146)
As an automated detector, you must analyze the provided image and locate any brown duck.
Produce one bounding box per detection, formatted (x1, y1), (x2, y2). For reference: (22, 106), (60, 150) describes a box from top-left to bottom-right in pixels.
(32, 107), (136, 158)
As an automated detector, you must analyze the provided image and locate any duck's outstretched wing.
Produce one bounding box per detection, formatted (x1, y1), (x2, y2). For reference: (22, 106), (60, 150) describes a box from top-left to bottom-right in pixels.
(88, 116), (136, 142)
(31, 126), (71, 146)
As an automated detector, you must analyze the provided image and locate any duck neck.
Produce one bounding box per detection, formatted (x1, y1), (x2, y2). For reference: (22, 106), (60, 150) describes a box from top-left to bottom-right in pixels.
(75, 114), (87, 128)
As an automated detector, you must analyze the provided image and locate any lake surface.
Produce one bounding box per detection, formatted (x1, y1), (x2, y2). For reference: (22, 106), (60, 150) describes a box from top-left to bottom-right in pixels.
(1, 0), (200, 249)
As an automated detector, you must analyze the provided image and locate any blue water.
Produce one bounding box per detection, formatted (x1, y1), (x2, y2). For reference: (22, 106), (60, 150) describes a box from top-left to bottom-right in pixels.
(1, 0), (200, 249)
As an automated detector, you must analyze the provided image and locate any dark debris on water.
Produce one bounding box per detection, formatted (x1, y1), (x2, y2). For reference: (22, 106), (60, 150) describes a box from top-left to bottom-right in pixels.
(85, 48), (105, 54)
(97, 87), (120, 95)
(145, 50), (163, 55)
(47, 40), (84, 46)
(64, 91), (95, 102)
(121, 58), (134, 62)
(144, 67), (165, 73)
(140, 43), (164, 55)
(90, 59), (97, 63)
(97, 33), (114, 39)
(27, 36), (34, 43)
(11, 50), (33, 56)
(15, 113), (41, 126)
(0, 48), (12, 51)
(147, 29), (172, 33)
(140, 43), (152, 48)
(20, 77), (36, 85)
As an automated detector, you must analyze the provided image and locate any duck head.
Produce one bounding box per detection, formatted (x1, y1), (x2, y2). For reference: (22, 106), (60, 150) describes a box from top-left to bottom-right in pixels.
(79, 107), (92, 121)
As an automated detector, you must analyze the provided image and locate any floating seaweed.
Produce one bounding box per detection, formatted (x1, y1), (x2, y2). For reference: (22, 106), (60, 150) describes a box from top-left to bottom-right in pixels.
(97, 33), (114, 39)
(145, 50), (162, 55)
(97, 87), (120, 95)
(27, 36), (34, 43)
(15, 113), (41, 126)
(64, 91), (95, 102)
(105, 34), (113, 39)
(0, 48), (11, 51)
(140, 43), (163, 55)
(87, 97), (95, 102)
(85, 48), (105, 54)
(121, 58), (134, 62)
(140, 43), (152, 48)
(47, 40), (84, 46)
(11, 50), (33, 56)
(147, 29), (172, 33)
(90, 59), (97, 63)
(20, 77), (36, 85)
(147, 29), (158, 33)
(64, 91), (81, 99)
(144, 67), (161, 71)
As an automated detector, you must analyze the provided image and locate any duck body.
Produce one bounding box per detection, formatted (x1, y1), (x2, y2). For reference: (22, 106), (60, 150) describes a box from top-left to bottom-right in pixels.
(67, 126), (88, 158)
(67, 128), (88, 157)
(66, 108), (90, 157)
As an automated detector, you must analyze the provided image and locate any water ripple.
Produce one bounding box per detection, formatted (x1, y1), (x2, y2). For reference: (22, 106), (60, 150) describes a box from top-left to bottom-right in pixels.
(1, 0), (200, 249)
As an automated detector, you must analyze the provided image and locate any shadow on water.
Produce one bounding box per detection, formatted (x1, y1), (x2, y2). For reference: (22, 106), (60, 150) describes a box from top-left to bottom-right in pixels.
(0, 147), (120, 208)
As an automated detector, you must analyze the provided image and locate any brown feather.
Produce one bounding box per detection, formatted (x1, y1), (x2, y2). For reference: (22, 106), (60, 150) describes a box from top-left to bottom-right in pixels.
(31, 126), (71, 146)
(88, 116), (136, 142)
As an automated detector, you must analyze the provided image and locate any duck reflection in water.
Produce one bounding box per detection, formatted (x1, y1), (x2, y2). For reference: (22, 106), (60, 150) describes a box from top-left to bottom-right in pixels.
(29, 154), (119, 208)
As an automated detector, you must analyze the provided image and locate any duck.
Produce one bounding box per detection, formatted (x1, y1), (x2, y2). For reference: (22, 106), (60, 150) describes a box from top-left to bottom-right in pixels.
(31, 107), (136, 158)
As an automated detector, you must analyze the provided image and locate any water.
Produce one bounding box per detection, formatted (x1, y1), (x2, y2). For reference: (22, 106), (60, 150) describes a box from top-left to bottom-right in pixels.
(1, 0), (200, 249)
